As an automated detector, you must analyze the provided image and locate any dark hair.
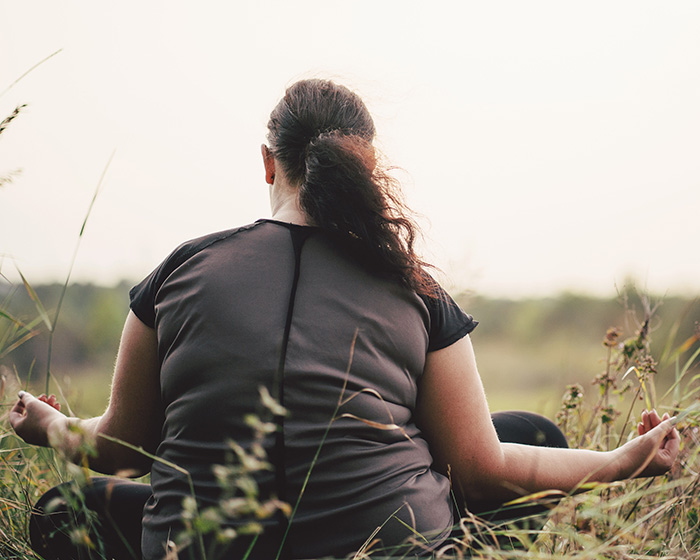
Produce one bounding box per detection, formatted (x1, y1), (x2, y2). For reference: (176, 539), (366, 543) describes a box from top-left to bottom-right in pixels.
(266, 79), (435, 296)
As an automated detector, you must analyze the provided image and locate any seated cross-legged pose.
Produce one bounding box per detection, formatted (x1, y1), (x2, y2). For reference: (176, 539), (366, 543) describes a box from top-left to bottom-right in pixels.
(11, 78), (680, 560)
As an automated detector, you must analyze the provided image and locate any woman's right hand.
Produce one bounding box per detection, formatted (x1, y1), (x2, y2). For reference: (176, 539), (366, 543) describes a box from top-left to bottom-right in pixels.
(9, 391), (67, 448)
(615, 409), (680, 479)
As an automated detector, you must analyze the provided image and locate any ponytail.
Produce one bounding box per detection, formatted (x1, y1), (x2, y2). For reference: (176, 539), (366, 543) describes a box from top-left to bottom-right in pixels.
(267, 79), (436, 296)
(302, 132), (379, 245)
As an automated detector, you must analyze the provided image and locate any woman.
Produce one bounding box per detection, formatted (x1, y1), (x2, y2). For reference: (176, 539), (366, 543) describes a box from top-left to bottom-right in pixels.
(11, 79), (679, 560)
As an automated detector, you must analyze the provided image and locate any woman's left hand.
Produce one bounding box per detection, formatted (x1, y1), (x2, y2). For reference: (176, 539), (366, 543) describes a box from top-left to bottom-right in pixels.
(9, 391), (67, 447)
(616, 409), (680, 478)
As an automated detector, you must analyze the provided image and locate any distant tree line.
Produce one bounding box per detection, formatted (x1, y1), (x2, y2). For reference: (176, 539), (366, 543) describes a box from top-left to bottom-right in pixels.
(1, 281), (132, 380)
(1, 281), (697, 407)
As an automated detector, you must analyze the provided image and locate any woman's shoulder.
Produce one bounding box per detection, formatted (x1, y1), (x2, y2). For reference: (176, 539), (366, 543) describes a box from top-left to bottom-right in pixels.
(129, 221), (267, 326)
(170, 221), (264, 258)
(171, 218), (310, 259)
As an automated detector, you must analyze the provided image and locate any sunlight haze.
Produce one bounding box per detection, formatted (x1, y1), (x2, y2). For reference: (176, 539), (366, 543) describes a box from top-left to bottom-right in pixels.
(1, 1), (699, 298)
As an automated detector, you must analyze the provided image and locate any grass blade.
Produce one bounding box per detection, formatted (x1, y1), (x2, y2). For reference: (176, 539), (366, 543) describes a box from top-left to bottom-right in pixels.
(0, 308), (30, 329)
(45, 149), (116, 393)
(661, 343), (700, 402)
(16, 269), (51, 331)
(0, 329), (40, 360)
(0, 49), (62, 98)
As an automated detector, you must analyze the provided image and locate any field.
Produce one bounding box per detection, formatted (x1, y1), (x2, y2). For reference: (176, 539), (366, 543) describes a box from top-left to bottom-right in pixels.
(1, 279), (700, 559)
(2, 83), (700, 559)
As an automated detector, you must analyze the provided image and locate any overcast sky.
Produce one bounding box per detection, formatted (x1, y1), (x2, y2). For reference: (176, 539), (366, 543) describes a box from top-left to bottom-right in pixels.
(1, 1), (699, 298)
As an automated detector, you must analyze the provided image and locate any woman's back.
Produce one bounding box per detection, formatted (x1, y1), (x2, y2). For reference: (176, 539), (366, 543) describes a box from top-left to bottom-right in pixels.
(131, 219), (472, 558)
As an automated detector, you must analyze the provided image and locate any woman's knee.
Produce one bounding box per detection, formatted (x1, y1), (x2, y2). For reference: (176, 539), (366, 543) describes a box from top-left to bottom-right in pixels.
(29, 482), (84, 560)
(491, 410), (568, 449)
(29, 478), (150, 560)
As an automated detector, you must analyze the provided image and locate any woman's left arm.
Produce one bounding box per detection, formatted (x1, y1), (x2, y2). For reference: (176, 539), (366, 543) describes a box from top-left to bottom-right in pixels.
(10, 311), (162, 476)
(416, 335), (680, 506)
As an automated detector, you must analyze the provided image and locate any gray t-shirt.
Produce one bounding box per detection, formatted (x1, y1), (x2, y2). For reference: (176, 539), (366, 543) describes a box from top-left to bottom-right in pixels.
(130, 219), (477, 559)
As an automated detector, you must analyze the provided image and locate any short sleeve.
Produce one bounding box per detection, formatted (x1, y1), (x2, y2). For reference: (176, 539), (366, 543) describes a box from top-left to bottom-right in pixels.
(129, 244), (191, 328)
(129, 270), (160, 328)
(129, 226), (252, 328)
(420, 287), (478, 352)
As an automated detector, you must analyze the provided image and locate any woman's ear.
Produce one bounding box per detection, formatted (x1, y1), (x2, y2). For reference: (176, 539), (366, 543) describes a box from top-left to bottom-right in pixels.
(261, 144), (276, 185)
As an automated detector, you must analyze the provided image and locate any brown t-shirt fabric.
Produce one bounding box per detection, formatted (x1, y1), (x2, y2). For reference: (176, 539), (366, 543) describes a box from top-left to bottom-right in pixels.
(129, 219), (477, 559)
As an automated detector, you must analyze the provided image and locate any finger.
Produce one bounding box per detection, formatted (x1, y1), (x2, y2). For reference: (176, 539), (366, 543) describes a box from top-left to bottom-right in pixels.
(10, 391), (31, 429)
(20, 392), (59, 414)
(38, 394), (62, 411)
(18, 390), (37, 405)
(665, 421), (680, 439)
(10, 397), (26, 419)
(15, 390), (31, 409)
(8, 409), (23, 430)
(638, 418), (672, 450)
(19, 391), (63, 416)
(48, 395), (61, 411)
(649, 409), (662, 427)
(653, 417), (677, 439)
(661, 426), (681, 457)
(637, 421), (644, 436)
(644, 410), (656, 431)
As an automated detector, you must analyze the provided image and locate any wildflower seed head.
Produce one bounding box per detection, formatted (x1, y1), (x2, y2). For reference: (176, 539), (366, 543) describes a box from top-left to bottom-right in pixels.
(603, 327), (622, 348)
(637, 355), (657, 375)
(600, 406), (620, 425)
(561, 383), (584, 409)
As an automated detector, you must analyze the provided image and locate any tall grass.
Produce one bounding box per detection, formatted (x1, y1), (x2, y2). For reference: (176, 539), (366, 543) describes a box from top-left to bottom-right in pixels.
(2, 270), (699, 559)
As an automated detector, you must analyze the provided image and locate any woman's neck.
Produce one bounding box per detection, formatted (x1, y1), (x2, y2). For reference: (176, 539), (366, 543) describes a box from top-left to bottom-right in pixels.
(271, 204), (309, 225)
(269, 183), (310, 226)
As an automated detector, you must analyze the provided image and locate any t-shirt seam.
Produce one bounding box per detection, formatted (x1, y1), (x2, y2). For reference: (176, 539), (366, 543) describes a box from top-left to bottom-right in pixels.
(129, 221), (266, 327)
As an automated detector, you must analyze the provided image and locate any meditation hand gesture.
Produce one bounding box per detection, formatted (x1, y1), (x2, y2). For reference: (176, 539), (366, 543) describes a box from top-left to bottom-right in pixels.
(9, 391), (66, 448)
(615, 409), (680, 479)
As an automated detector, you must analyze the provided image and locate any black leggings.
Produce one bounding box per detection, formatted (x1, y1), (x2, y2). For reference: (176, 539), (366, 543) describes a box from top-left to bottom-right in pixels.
(29, 477), (150, 560)
(29, 411), (567, 560)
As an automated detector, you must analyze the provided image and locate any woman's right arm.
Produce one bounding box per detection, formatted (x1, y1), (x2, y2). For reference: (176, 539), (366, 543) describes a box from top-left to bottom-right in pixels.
(10, 311), (163, 477)
(415, 335), (679, 506)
